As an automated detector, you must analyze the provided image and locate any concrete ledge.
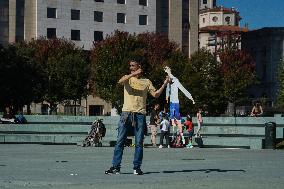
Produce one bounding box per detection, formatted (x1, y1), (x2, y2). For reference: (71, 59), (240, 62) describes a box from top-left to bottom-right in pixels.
(1, 115), (283, 149)
(0, 135), (4, 142)
(194, 137), (263, 149)
(0, 124), (91, 133)
(1, 134), (86, 144)
(0, 133), (265, 149)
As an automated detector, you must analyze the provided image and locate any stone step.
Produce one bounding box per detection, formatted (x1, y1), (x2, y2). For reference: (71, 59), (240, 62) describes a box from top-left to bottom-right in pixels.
(0, 134), (85, 144)
(0, 133), (264, 149)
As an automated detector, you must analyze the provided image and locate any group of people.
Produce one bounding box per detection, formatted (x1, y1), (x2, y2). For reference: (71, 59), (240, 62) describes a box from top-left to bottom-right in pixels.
(1, 106), (27, 124)
(149, 104), (203, 149)
(105, 60), (200, 175)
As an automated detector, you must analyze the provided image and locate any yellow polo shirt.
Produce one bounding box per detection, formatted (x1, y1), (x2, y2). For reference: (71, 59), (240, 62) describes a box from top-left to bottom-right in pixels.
(122, 77), (156, 114)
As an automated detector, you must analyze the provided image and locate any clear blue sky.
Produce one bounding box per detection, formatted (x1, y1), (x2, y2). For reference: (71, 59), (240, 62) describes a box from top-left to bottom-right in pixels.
(217, 0), (284, 30)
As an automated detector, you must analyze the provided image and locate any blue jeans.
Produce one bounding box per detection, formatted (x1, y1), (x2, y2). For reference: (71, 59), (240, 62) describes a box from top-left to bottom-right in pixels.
(112, 112), (145, 170)
(170, 102), (180, 119)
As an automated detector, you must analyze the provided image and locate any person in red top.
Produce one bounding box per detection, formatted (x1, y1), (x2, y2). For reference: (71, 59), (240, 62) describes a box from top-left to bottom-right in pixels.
(184, 115), (194, 148)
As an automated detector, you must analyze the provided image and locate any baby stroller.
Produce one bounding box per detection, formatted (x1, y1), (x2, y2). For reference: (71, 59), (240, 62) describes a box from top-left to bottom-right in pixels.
(82, 119), (106, 147)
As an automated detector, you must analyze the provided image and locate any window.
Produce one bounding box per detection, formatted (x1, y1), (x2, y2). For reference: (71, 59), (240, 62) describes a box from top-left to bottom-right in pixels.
(94, 0), (104, 2)
(139, 15), (147, 25)
(225, 16), (230, 24)
(202, 17), (205, 23)
(64, 105), (84, 116)
(117, 0), (126, 4)
(94, 11), (103, 22)
(117, 13), (126, 23)
(47, 28), (56, 39)
(89, 105), (103, 116)
(71, 9), (80, 20)
(94, 31), (103, 41)
(212, 16), (218, 22)
(47, 7), (56, 18)
(71, 30), (80, 40)
(139, 0), (147, 6)
(0, 7), (9, 21)
(203, 0), (207, 4)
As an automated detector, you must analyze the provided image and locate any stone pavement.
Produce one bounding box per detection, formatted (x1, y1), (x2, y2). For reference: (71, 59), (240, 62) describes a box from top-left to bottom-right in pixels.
(0, 144), (284, 189)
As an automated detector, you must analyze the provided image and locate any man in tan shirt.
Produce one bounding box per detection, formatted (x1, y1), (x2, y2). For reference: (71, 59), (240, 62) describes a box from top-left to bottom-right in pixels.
(105, 60), (169, 175)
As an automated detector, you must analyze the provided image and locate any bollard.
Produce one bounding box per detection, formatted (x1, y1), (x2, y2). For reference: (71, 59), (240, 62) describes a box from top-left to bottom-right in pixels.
(265, 122), (276, 149)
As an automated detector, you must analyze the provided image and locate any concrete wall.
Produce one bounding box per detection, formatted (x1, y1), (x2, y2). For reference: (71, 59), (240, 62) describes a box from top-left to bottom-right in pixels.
(189, 0), (199, 56)
(1, 115), (283, 148)
(168, 0), (182, 47)
(8, 0), (16, 43)
(24, 0), (37, 40)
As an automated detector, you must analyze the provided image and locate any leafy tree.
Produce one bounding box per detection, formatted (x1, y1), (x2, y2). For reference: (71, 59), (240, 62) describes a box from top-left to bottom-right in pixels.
(0, 44), (46, 111)
(183, 49), (227, 116)
(26, 38), (90, 114)
(219, 49), (256, 115)
(90, 31), (190, 112)
(276, 59), (284, 111)
(58, 53), (90, 107)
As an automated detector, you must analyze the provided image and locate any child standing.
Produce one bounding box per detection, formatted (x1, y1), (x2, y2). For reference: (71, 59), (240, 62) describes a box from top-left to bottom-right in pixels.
(159, 113), (171, 148)
(195, 108), (203, 138)
(184, 115), (194, 148)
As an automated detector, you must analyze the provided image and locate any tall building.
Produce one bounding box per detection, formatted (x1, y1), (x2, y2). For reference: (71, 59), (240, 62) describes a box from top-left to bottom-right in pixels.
(199, 1), (248, 54)
(199, 0), (216, 10)
(0, 0), (156, 50)
(1, 0), (200, 55)
(242, 27), (284, 106)
(156, 0), (199, 57)
(0, 0), (25, 46)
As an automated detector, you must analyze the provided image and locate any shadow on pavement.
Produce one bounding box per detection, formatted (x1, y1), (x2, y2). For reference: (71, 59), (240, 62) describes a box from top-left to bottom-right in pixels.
(120, 168), (246, 175)
(163, 169), (246, 173)
(121, 171), (160, 175)
(195, 137), (204, 148)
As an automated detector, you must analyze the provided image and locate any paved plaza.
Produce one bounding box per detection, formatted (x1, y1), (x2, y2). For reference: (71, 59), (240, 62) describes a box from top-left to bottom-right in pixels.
(0, 144), (284, 189)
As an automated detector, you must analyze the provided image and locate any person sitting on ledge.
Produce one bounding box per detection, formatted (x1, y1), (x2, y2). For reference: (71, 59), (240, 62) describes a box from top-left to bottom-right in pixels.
(1, 106), (16, 124)
(250, 101), (263, 117)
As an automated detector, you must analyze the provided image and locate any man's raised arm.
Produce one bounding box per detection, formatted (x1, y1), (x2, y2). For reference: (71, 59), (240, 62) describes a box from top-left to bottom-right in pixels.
(151, 77), (170, 98)
(117, 68), (142, 85)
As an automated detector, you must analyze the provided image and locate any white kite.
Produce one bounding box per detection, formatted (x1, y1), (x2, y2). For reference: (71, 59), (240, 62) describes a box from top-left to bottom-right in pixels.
(164, 66), (195, 143)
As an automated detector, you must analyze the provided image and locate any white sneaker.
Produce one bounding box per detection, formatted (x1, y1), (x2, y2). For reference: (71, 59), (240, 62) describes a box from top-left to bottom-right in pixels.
(159, 145), (163, 148)
(167, 145), (170, 148)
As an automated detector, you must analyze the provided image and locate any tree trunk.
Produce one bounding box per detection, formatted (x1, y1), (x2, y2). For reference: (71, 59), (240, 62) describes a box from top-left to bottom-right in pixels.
(27, 104), (31, 115)
(74, 100), (77, 116)
(49, 102), (57, 115)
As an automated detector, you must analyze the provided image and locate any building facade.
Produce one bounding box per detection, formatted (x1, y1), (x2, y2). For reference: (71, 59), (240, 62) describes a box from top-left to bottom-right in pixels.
(156, 0), (199, 57)
(199, 0), (216, 10)
(198, 2), (247, 54)
(1, 0), (156, 50)
(242, 27), (284, 106)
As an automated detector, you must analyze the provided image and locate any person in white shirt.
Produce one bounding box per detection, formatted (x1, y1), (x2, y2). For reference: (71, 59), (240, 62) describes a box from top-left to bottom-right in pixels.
(159, 113), (171, 148)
